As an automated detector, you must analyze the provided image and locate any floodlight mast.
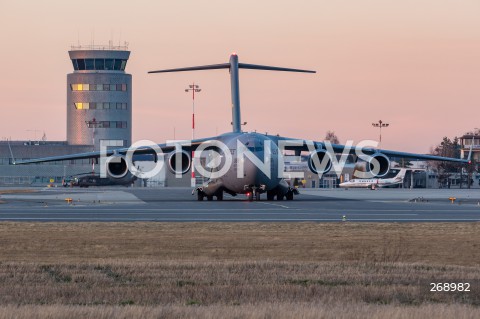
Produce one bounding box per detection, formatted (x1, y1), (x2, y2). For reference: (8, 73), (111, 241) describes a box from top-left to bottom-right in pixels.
(185, 83), (201, 140)
(185, 83), (201, 187)
(372, 120), (389, 147)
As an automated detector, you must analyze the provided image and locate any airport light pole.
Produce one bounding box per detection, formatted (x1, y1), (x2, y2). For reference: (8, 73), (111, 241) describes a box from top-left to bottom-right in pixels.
(185, 83), (201, 187)
(372, 120), (389, 147)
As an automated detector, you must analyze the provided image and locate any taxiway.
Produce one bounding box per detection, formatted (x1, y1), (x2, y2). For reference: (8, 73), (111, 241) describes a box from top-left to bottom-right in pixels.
(1, 187), (479, 222)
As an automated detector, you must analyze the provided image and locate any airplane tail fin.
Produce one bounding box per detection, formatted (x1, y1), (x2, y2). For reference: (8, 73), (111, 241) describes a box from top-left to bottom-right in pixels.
(149, 53), (316, 133)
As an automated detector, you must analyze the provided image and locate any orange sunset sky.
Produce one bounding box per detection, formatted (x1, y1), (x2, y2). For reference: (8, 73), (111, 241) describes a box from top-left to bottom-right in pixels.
(0, 1), (479, 153)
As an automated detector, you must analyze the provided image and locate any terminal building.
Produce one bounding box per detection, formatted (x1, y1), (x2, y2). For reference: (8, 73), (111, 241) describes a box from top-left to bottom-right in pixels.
(0, 44), (132, 186)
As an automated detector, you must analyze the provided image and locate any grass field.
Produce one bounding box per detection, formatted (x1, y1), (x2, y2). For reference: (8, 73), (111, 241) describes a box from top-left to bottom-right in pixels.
(0, 222), (478, 318)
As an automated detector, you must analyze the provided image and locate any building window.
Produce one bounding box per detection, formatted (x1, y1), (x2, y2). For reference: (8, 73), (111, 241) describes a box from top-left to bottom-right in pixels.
(74, 102), (126, 110)
(114, 59), (122, 70)
(72, 59), (79, 70)
(77, 59), (85, 70)
(105, 59), (114, 70)
(85, 59), (95, 70)
(71, 58), (127, 71)
(86, 121), (127, 129)
(71, 83), (128, 91)
(74, 102), (90, 109)
(95, 59), (105, 70)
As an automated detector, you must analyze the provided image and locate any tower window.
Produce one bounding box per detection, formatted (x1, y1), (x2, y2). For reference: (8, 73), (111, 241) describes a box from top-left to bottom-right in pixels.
(95, 59), (105, 70)
(114, 59), (122, 70)
(85, 59), (95, 70)
(105, 59), (114, 70)
(77, 59), (85, 70)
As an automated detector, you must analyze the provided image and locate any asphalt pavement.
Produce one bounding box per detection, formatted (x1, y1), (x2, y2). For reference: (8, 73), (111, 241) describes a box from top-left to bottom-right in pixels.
(0, 187), (479, 222)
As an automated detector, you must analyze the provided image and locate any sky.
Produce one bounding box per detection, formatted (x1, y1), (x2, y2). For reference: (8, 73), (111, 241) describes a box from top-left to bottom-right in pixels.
(0, 0), (479, 153)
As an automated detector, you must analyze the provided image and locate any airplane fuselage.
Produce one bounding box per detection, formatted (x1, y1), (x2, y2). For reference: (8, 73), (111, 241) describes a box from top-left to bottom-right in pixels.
(197, 132), (291, 199)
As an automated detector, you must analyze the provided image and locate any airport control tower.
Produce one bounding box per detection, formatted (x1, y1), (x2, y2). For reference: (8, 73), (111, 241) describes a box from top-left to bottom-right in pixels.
(67, 43), (132, 149)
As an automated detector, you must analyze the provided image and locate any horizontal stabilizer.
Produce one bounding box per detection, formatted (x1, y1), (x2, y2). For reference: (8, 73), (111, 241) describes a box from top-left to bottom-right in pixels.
(148, 63), (316, 74)
(148, 63), (230, 74)
(238, 63), (316, 73)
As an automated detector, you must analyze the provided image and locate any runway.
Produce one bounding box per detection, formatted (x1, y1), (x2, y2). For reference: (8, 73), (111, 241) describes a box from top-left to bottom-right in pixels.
(1, 187), (480, 222)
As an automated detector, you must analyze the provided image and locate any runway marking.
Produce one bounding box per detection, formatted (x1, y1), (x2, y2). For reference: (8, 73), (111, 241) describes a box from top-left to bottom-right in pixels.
(0, 207), (477, 213)
(0, 208), (296, 212)
(0, 212), (419, 216)
(256, 202), (290, 209)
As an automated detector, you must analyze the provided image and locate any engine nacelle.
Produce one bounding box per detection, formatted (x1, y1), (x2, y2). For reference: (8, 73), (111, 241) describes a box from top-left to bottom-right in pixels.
(168, 150), (191, 175)
(106, 155), (130, 179)
(354, 153), (390, 178)
(307, 149), (333, 175)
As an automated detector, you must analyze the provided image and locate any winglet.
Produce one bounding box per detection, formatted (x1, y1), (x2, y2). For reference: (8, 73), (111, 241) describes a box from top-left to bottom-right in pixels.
(466, 138), (474, 164)
(7, 139), (16, 165)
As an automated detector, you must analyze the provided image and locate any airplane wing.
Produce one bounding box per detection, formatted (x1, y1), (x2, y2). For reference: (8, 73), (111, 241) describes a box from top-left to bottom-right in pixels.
(266, 134), (471, 163)
(13, 136), (219, 165)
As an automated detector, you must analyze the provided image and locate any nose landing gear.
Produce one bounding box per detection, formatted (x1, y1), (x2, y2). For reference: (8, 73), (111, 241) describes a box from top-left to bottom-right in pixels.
(245, 185), (265, 201)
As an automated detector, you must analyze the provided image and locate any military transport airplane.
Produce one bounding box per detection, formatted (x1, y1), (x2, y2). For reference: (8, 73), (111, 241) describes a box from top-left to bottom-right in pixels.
(15, 53), (471, 201)
(339, 169), (407, 190)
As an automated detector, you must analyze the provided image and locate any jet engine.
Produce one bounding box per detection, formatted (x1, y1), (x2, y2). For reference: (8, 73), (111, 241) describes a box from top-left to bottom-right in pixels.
(307, 149), (333, 174)
(354, 153), (390, 178)
(106, 155), (130, 179)
(168, 150), (191, 175)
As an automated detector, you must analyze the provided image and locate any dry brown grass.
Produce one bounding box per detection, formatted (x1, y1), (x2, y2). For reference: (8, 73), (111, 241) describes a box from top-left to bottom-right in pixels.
(0, 303), (478, 319)
(0, 222), (478, 318)
(0, 222), (478, 266)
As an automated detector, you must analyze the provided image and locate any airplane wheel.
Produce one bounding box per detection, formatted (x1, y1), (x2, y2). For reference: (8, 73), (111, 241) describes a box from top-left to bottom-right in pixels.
(267, 192), (275, 201)
(217, 192), (223, 201)
(286, 191), (294, 200)
(207, 195), (213, 201)
(197, 193), (204, 201)
(255, 192), (261, 201)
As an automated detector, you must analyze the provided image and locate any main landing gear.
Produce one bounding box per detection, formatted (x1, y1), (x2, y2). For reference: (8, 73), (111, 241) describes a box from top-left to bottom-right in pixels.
(195, 188), (224, 201)
(266, 188), (296, 201)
